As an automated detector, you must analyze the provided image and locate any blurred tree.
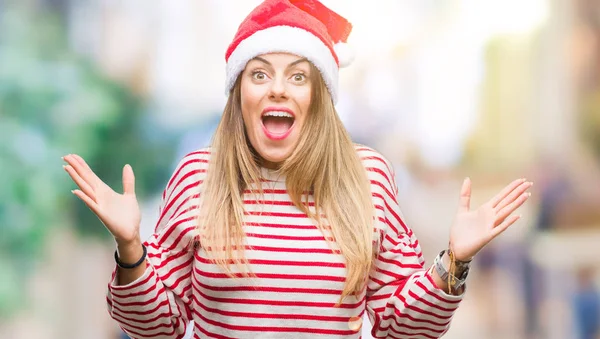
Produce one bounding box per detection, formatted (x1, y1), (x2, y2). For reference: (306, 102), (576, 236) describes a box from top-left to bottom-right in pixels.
(0, 4), (177, 317)
(576, 0), (600, 161)
(580, 91), (600, 160)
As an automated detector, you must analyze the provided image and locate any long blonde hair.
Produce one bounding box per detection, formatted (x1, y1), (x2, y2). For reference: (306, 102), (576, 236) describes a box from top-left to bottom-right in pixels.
(198, 63), (375, 302)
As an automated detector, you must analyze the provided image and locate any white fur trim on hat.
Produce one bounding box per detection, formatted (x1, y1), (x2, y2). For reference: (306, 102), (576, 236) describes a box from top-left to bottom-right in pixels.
(333, 42), (355, 68)
(225, 25), (340, 103)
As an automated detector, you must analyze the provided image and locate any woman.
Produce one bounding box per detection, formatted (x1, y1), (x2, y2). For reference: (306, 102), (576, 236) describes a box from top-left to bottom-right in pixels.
(63, 0), (532, 338)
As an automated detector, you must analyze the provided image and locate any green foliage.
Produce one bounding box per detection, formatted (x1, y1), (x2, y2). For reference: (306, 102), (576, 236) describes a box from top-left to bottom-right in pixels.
(0, 5), (177, 317)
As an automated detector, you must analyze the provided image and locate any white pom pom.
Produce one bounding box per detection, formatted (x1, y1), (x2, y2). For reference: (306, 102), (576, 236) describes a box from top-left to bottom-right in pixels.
(334, 42), (355, 68)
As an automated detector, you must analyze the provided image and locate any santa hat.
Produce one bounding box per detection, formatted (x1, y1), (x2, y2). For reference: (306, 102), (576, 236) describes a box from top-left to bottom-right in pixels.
(224, 0), (354, 104)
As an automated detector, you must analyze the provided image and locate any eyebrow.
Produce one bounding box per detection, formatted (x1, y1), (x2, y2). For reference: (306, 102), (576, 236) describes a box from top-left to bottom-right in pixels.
(252, 56), (309, 69)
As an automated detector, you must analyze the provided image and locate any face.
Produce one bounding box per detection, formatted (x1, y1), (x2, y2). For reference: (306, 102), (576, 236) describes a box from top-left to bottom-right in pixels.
(240, 53), (312, 169)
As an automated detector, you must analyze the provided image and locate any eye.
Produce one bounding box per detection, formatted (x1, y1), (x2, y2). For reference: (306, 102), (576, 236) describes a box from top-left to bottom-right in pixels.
(252, 71), (267, 81)
(292, 73), (306, 82)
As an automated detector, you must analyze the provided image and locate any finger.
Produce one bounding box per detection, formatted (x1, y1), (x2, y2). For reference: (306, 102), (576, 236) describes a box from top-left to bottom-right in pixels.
(489, 178), (527, 208)
(458, 177), (471, 212)
(72, 189), (100, 215)
(496, 191), (531, 225)
(64, 165), (97, 202)
(71, 153), (92, 171)
(495, 181), (533, 212)
(122, 164), (135, 195)
(64, 154), (100, 188)
(491, 214), (521, 238)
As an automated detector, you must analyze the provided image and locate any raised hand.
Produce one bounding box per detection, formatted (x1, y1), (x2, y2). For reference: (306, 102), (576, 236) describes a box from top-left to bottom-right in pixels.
(62, 154), (141, 246)
(449, 178), (532, 261)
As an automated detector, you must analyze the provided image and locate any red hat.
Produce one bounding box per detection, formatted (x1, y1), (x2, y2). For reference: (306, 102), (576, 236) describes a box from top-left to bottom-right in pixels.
(224, 0), (354, 103)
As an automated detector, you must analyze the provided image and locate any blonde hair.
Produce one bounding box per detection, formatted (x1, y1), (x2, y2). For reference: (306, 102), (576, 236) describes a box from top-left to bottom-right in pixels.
(198, 63), (375, 302)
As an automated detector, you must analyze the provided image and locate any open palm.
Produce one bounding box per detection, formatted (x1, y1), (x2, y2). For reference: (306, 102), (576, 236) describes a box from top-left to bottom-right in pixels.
(450, 178), (532, 261)
(63, 154), (141, 244)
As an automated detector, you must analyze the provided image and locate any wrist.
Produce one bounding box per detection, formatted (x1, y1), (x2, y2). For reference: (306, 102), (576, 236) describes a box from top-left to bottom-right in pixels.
(116, 239), (143, 264)
(116, 236), (141, 249)
(434, 249), (471, 293)
(454, 254), (474, 263)
(447, 242), (474, 262)
(443, 251), (469, 277)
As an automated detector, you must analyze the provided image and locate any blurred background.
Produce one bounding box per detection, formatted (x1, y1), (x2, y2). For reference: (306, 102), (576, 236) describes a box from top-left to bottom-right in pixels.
(1, 0), (600, 338)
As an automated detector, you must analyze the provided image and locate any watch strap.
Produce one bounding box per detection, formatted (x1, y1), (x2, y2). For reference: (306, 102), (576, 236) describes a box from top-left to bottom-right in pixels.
(433, 249), (470, 292)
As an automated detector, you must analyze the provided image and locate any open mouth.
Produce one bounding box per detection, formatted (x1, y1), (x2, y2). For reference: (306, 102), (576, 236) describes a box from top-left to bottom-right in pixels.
(261, 110), (295, 140)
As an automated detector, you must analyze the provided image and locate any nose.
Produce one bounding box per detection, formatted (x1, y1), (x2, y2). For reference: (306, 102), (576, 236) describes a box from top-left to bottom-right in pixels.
(268, 77), (288, 101)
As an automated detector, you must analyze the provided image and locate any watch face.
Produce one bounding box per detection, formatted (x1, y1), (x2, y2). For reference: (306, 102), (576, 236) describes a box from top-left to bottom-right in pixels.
(459, 267), (469, 280)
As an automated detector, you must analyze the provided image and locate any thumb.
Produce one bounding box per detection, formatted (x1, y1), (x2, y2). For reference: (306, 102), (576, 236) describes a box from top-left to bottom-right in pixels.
(458, 177), (471, 212)
(122, 164), (135, 195)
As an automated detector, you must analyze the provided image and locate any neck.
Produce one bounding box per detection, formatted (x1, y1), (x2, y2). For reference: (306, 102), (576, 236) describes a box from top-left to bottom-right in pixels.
(261, 159), (282, 170)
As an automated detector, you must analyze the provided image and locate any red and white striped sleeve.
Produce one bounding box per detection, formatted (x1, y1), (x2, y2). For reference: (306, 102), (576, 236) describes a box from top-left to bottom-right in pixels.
(105, 150), (208, 339)
(358, 147), (464, 339)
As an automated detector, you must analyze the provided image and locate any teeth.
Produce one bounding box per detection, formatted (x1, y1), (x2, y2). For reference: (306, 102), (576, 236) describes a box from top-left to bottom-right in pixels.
(263, 111), (294, 119)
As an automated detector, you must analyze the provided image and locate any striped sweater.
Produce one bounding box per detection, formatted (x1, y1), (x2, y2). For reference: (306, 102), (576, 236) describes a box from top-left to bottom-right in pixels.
(106, 146), (463, 339)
